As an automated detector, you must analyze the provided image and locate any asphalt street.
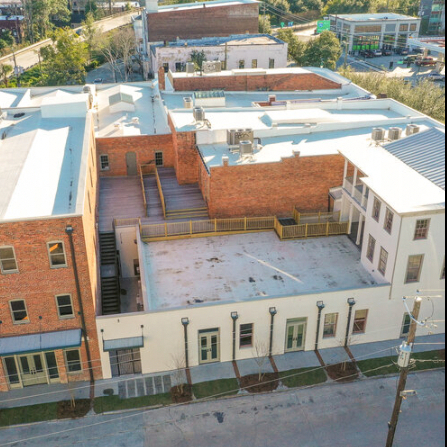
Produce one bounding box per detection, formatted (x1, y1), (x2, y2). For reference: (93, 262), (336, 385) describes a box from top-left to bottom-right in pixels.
(0, 370), (444, 447)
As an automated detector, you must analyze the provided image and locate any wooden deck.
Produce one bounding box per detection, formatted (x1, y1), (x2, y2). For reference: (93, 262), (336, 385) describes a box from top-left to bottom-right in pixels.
(99, 177), (146, 232)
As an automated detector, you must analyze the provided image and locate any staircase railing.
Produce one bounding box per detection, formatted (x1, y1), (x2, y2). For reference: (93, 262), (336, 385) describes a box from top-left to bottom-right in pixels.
(154, 167), (167, 219)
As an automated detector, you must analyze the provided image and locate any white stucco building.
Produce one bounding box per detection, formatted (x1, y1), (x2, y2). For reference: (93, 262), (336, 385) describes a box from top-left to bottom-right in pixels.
(148, 34), (288, 76)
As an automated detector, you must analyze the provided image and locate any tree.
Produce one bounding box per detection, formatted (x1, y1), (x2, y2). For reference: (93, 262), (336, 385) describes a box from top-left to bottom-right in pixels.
(190, 50), (207, 72)
(259, 15), (272, 34)
(322, 0), (376, 15)
(253, 341), (270, 383)
(277, 28), (306, 65)
(301, 31), (342, 70)
(39, 29), (88, 85)
(83, 12), (100, 59)
(0, 64), (13, 87)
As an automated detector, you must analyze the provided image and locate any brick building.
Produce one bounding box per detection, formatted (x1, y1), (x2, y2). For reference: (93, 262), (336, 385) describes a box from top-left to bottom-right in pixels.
(0, 15), (24, 43)
(0, 90), (102, 391)
(145, 0), (259, 43)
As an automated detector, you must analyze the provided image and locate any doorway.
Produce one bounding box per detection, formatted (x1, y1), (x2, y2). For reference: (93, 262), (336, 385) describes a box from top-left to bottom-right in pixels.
(285, 319), (307, 352)
(199, 329), (220, 364)
(18, 354), (48, 387)
(126, 152), (137, 176)
(110, 349), (142, 377)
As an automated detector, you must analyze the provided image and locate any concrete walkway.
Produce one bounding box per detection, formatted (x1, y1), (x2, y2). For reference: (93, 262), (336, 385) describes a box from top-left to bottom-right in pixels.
(0, 334), (443, 409)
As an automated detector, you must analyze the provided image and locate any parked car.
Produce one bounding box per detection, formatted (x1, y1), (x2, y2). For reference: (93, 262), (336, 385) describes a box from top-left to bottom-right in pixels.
(373, 49), (383, 57)
(403, 55), (418, 64)
(396, 48), (409, 55)
(416, 57), (437, 67)
(413, 47), (424, 54)
(383, 49), (393, 56)
(360, 50), (375, 58)
(427, 72), (445, 82)
(94, 78), (103, 84)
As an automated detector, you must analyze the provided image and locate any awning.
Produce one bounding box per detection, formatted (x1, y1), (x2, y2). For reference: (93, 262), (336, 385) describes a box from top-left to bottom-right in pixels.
(103, 336), (144, 352)
(0, 329), (82, 357)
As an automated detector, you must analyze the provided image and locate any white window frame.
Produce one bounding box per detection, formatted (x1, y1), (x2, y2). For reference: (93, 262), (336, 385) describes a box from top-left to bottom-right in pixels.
(100, 154), (110, 171)
(414, 219), (431, 240)
(55, 294), (75, 320)
(47, 241), (68, 269)
(9, 300), (30, 325)
(0, 246), (19, 274)
(239, 323), (254, 348)
(323, 313), (338, 338)
(353, 309), (368, 334)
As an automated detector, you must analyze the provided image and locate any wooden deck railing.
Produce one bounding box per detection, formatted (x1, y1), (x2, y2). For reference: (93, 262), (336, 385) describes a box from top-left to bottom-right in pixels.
(154, 167), (167, 219)
(294, 210), (342, 224)
(138, 165), (148, 217)
(278, 221), (350, 240)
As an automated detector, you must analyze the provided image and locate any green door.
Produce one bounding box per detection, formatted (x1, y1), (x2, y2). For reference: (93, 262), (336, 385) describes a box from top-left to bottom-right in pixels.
(285, 319), (307, 352)
(199, 330), (220, 364)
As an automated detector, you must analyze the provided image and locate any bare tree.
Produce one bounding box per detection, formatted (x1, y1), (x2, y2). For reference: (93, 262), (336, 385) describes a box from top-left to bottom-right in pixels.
(253, 340), (270, 383)
(170, 353), (188, 396)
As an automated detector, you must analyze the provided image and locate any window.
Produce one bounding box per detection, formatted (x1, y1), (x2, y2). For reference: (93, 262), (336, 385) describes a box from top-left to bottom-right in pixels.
(400, 24), (409, 31)
(175, 62), (185, 72)
(372, 198), (381, 222)
(240, 323), (254, 348)
(384, 208), (394, 234)
(401, 313), (411, 337)
(47, 242), (67, 268)
(56, 294), (74, 319)
(252, 59), (258, 69)
(378, 247), (389, 276)
(355, 25), (382, 33)
(353, 310), (368, 334)
(410, 23), (417, 31)
(405, 255), (424, 283)
(414, 219), (430, 240)
(10, 300), (29, 324)
(323, 313), (338, 338)
(65, 350), (82, 373)
(366, 235), (376, 262)
(239, 60), (245, 69)
(155, 151), (164, 167)
(100, 154), (110, 171)
(269, 58), (275, 69)
(0, 246), (18, 273)
(163, 63), (169, 73)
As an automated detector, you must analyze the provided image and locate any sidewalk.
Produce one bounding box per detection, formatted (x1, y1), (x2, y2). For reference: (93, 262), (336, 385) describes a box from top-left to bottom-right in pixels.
(0, 333), (444, 410)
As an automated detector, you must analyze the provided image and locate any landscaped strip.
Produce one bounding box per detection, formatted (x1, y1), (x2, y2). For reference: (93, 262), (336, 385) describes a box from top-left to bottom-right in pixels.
(279, 367), (328, 388)
(192, 379), (240, 400)
(94, 393), (172, 414)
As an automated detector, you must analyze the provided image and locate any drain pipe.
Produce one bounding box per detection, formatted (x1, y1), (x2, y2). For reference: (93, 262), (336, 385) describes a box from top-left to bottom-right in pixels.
(181, 318), (190, 369)
(315, 301), (326, 351)
(269, 307), (277, 356)
(231, 312), (239, 361)
(65, 225), (95, 398)
(345, 298), (356, 347)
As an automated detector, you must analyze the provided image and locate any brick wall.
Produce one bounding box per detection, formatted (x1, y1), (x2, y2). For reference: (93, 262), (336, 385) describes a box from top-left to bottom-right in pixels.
(147, 3), (259, 42)
(172, 72), (342, 92)
(205, 152), (346, 218)
(96, 134), (175, 177)
(0, 217), (102, 390)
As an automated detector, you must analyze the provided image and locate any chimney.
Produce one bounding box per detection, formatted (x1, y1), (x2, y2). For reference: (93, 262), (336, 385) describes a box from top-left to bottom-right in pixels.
(222, 155), (229, 167)
(158, 67), (166, 91)
(337, 97), (343, 110)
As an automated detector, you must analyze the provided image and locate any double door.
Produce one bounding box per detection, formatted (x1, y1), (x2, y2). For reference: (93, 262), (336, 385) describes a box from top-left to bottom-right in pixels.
(285, 319), (307, 352)
(199, 330), (220, 364)
(18, 354), (51, 387)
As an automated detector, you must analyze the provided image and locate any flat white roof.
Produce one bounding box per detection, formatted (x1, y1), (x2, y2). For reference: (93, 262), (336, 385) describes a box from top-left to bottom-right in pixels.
(95, 83), (171, 137)
(141, 233), (381, 311)
(340, 133), (446, 214)
(333, 13), (420, 21)
(171, 67), (316, 79)
(155, 0), (258, 14)
(0, 111), (90, 222)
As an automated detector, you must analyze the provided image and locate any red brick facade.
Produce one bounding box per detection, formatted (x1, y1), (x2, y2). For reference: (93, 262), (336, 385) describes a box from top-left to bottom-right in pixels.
(147, 3), (259, 42)
(97, 134), (175, 177)
(171, 72), (342, 92)
(200, 152), (346, 218)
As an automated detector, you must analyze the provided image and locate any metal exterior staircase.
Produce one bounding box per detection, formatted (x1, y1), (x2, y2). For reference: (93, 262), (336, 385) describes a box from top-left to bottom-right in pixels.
(99, 232), (121, 315)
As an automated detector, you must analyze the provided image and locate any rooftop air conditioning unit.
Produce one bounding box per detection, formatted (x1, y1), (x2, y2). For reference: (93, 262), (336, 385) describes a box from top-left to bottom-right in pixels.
(183, 97), (193, 109)
(240, 140), (254, 156)
(388, 127), (402, 141)
(406, 124), (421, 136)
(202, 61), (222, 74)
(193, 107), (205, 122)
(186, 62), (195, 74)
(227, 129), (254, 146)
(372, 127), (386, 142)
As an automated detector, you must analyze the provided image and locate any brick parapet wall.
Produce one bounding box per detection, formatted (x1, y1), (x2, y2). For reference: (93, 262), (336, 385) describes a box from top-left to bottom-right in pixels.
(96, 134), (175, 177)
(172, 73), (342, 92)
(147, 3), (259, 42)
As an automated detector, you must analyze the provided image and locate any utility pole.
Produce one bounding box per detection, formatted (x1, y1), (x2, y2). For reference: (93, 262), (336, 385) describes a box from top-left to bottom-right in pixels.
(385, 297), (422, 447)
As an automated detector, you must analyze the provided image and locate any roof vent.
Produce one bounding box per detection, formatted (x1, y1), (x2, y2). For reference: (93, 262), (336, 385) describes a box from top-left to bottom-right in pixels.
(372, 127), (386, 142)
(202, 61), (222, 74)
(240, 140), (254, 156)
(388, 127), (402, 141)
(268, 94), (277, 104)
(406, 124), (421, 136)
(193, 107), (205, 122)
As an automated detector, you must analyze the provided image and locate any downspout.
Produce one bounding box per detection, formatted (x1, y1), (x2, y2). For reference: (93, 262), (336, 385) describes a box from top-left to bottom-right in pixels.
(345, 298), (356, 348)
(269, 307), (278, 356)
(181, 318), (190, 369)
(231, 312), (239, 361)
(315, 301), (325, 351)
(65, 225), (95, 400)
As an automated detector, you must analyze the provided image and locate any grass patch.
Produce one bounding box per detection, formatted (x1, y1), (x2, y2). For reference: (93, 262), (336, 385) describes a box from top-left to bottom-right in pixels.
(279, 367), (327, 388)
(0, 402), (58, 427)
(94, 393), (172, 414)
(358, 349), (445, 377)
(192, 379), (240, 400)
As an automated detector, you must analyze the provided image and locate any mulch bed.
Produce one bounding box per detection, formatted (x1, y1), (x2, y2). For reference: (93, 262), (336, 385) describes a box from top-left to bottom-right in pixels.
(326, 362), (359, 383)
(57, 399), (91, 419)
(438, 349), (445, 360)
(239, 373), (279, 393)
(171, 385), (193, 403)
